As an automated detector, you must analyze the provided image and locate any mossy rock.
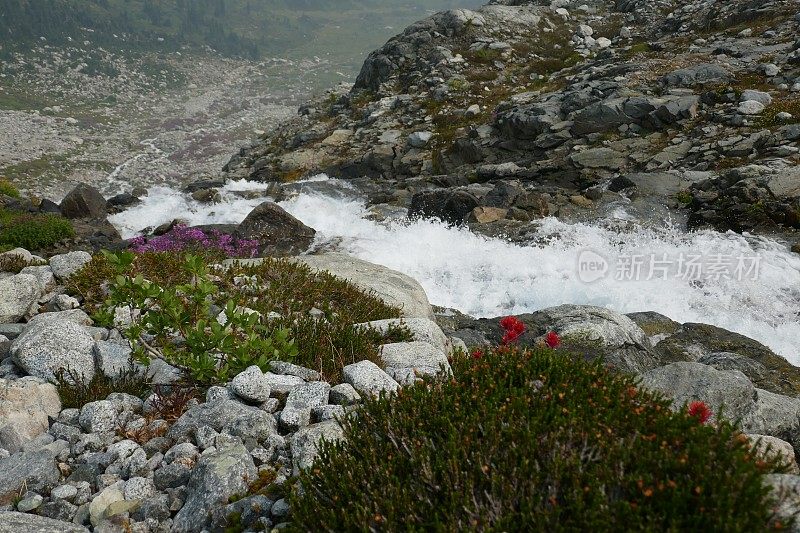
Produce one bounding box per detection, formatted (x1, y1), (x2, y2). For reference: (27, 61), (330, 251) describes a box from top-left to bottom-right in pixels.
(654, 323), (800, 397)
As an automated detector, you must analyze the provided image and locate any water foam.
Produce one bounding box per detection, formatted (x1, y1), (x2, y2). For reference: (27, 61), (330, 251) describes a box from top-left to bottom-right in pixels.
(280, 192), (800, 362)
(109, 179), (800, 361)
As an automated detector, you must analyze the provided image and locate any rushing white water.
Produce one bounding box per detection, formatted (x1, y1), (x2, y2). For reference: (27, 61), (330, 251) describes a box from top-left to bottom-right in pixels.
(109, 178), (800, 362)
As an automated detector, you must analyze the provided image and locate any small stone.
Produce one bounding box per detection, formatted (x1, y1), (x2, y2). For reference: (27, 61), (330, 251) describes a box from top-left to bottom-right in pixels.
(79, 401), (118, 433)
(737, 100), (765, 115)
(230, 366), (271, 403)
(268, 361), (320, 381)
(762, 63), (781, 77)
(271, 498), (290, 520)
(312, 405), (345, 423)
(408, 131), (433, 148)
(329, 383), (361, 405)
(740, 89), (772, 106)
(577, 24), (593, 37)
(596, 37), (612, 49)
(17, 493), (43, 512)
(51, 484), (79, 501)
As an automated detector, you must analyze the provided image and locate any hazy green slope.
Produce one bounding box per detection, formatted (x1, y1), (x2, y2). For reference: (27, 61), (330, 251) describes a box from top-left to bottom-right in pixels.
(0, 0), (480, 58)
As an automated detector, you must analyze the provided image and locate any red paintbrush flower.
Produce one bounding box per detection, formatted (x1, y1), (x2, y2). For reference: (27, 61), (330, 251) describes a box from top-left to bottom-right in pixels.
(545, 331), (561, 348)
(500, 316), (526, 345)
(471, 349), (483, 360)
(687, 401), (712, 424)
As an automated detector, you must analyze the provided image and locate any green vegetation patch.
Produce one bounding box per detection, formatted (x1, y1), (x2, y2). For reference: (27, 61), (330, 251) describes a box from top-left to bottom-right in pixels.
(291, 347), (790, 531)
(67, 252), (410, 385)
(0, 209), (75, 251)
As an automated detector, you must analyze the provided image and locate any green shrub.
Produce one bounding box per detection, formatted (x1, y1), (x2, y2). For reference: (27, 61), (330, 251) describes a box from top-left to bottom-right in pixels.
(0, 179), (20, 198)
(0, 210), (74, 250)
(69, 252), (409, 385)
(291, 347), (789, 531)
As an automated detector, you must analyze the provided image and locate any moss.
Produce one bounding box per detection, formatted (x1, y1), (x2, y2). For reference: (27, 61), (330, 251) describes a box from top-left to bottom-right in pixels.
(291, 347), (789, 531)
(676, 190), (693, 205)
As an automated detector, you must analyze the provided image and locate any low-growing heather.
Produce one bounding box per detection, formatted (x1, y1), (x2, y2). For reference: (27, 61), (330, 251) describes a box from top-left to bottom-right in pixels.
(0, 209), (74, 250)
(55, 364), (151, 409)
(290, 347), (791, 531)
(67, 252), (410, 384)
(130, 224), (259, 258)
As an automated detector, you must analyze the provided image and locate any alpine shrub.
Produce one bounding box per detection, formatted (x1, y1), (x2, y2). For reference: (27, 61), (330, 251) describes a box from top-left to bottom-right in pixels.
(0, 210), (74, 250)
(291, 347), (790, 532)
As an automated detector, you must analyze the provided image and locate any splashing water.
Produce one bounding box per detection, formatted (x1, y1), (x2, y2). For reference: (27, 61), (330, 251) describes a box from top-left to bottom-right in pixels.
(109, 179), (800, 361)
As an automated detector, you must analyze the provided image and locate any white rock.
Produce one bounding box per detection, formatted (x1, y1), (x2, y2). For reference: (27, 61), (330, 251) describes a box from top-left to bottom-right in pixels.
(79, 400), (118, 433)
(737, 100), (766, 115)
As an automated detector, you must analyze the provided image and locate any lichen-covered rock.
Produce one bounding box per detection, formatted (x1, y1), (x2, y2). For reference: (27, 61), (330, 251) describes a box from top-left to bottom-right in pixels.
(0, 442), (63, 505)
(10, 318), (95, 383)
(0, 377), (61, 452)
(79, 400), (118, 433)
(172, 442), (257, 532)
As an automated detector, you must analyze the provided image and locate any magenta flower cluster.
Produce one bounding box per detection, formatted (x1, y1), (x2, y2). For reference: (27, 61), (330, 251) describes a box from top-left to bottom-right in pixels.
(130, 225), (259, 258)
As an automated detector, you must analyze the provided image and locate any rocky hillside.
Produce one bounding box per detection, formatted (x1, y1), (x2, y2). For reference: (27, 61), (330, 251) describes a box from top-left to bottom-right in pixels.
(223, 0), (800, 246)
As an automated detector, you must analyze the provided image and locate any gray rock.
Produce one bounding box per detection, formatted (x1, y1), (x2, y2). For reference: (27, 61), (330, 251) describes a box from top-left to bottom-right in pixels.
(329, 383), (361, 405)
(408, 131), (433, 148)
(235, 202), (316, 256)
(408, 189), (480, 225)
(742, 389), (800, 441)
(740, 89), (772, 106)
(49, 251), (92, 281)
(0, 443), (61, 505)
(230, 365), (272, 403)
(268, 360), (320, 381)
(295, 253), (434, 319)
(59, 183), (107, 220)
(93, 341), (142, 379)
(19, 265), (56, 293)
(10, 318), (95, 383)
(79, 400), (118, 433)
(379, 341), (451, 384)
(262, 372), (305, 398)
(17, 493), (43, 512)
(0, 511), (89, 532)
(640, 362), (756, 422)
(27, 309), (94, 328)
(570, 147), (627, 170)
(51, 484), (79, 501)
(342, 360), (400, 397)
(289, 420), (345, 474)
(312, 404), (345, 422)
(167, 399), (277, 443)
(0, 274), (40, 323)
(0, 377), (61, 453)
(280, 382), (331, 432)
(171, 443), (257, 532)
(738, 100), (765, 115)
(747, 435), (799, 473)
(123, 477), (156, 501)
(356, 318), (450, 353)
(532, 305), (657, 374)
(764, 474), (800, 528)
(154, 463), (192, 491)
(662, 63), (730, 87)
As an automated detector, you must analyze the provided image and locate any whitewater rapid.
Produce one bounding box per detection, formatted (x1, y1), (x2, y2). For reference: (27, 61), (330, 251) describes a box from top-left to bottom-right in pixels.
(109, 178), (800, 362)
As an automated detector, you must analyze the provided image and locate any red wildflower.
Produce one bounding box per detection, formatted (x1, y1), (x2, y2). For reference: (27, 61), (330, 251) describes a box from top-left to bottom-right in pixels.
(545, 331), (561, 348)
(687, 401), (712, 424)
(471, 349), (483, 360)
(500, 316), (526, 345)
